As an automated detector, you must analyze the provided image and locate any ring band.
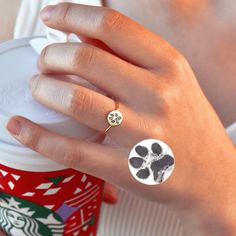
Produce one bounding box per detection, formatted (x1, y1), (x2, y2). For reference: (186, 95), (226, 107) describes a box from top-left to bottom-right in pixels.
(104, 99), (123, 134)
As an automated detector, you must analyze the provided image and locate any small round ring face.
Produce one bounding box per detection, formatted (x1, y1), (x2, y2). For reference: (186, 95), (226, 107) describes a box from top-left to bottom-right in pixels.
(107, 110), (123, 126)
(128, 139), (175, 185)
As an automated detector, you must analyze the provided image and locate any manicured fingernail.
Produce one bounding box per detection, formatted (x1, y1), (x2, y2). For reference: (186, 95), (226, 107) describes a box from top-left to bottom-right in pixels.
(7, 118), (22, 136)
(40, 5), (56, 21)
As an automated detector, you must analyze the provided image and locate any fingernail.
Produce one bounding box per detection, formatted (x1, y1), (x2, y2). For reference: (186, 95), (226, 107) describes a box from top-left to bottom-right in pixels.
(7, 118), (22, 136)
(29, 75), (39, 92)
(40, 5), (56, 21)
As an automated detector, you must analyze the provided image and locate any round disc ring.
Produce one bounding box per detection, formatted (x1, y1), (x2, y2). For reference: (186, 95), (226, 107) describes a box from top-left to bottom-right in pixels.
(104, 99), (123, 134)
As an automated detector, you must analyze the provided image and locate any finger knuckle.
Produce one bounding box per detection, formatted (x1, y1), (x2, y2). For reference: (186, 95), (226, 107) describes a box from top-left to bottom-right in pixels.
(63, 145), (81, 168)
(136, 116), (164, 140)
(69, 89), (93, 117)
(137, 117), (152, 134)
(147, 76), (161, 95)
(72, 44), (96, 68)
(100, 9), (125, 32)
(22, 127), (42, 151)
(58, 3), (73, 24)
(40, 46), (50, 67)
(30, 77), (41, 96)
(168, 51), (189, 75)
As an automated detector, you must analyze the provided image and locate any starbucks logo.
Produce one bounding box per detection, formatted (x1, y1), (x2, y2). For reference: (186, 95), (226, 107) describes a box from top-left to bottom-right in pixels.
(0, 193), (63, 236)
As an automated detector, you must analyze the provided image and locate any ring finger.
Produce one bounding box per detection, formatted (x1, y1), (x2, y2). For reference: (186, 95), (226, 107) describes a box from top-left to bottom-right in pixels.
(30, 74), (148, 146)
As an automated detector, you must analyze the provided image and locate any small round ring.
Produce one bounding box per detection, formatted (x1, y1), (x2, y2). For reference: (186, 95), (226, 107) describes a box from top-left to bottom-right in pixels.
(104, 99), (123, 134)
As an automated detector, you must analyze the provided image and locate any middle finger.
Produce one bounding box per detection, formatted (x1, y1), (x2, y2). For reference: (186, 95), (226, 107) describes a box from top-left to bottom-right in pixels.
(38, 42), (156, 105)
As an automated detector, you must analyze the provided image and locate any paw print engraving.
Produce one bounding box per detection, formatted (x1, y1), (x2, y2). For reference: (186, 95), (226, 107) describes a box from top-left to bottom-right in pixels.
(107, 110), (123, 126)
(128, 139), (175, 185)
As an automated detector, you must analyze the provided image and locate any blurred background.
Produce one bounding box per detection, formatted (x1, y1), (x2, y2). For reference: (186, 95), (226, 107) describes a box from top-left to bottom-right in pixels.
(0, 1), (20, 42)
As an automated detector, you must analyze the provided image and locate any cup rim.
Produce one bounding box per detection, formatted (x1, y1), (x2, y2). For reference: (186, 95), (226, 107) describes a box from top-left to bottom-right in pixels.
(0, 36), (69, 124)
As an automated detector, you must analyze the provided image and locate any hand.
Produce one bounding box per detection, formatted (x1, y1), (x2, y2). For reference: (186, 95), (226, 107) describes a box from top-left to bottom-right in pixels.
(6, 3), (236, 235)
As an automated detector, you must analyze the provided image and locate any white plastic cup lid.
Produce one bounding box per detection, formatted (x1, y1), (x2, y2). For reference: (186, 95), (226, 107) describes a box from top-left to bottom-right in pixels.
(0, 37), (98, 171)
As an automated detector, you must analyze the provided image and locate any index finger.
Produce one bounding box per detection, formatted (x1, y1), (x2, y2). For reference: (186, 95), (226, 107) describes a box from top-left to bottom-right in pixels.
(6, 116), (131, 186)
(40, 3), (174, 69)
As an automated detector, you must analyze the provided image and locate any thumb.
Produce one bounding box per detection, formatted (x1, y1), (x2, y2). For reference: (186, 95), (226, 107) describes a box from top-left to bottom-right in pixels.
(103, 182), (119, 204)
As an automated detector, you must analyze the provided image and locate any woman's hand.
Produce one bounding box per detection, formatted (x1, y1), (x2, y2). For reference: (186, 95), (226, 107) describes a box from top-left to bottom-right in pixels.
(6, 3), (236, 235)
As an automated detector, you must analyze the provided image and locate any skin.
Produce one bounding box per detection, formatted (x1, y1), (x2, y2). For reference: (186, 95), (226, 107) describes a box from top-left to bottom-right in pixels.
(0, 0), (117, 205)
(3, 0), (236, 206)
(105, 0), (236, 127)
(1, 0), (236, 124)
(5, 3), (236, 236)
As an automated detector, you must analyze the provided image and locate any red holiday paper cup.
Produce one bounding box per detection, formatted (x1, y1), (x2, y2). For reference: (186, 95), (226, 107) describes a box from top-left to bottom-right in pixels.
(0, 37), (104, 236)
(0, 163), (103, 236)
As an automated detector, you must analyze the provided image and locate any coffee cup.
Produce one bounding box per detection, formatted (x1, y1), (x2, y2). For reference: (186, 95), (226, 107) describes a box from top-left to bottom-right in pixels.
(0, 37), (104, 236)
